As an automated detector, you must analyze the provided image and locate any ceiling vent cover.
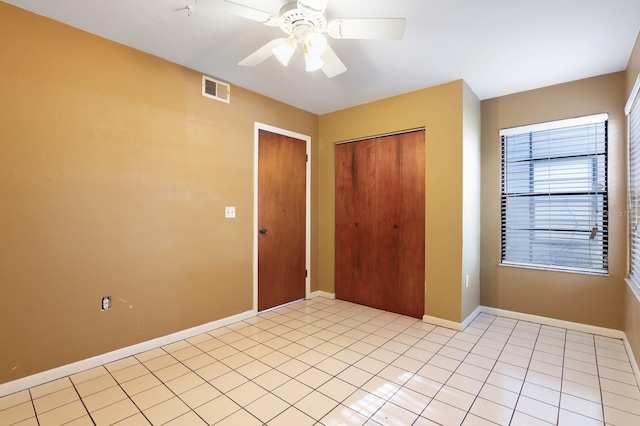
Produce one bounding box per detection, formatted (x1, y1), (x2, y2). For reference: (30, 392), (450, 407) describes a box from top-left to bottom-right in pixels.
(202, 75), (230, 103)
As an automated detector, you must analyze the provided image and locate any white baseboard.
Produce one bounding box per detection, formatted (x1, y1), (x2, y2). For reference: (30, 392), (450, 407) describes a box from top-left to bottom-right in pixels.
(423, 305), (626, 339)
(422, 315), (465, 331)
(480, 306), (640, 388)
(423, 305), (482, 331)
(423, 305), (639, 387)
(309, 291), (335, 299)
(624, 336), (640, 386)
(0, 310), (255, 398)
(480, 306), (626, 339)
(462, 306), (483, 330)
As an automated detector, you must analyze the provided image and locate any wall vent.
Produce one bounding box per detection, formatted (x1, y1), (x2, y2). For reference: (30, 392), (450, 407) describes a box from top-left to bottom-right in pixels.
(202, 75), (230, 103)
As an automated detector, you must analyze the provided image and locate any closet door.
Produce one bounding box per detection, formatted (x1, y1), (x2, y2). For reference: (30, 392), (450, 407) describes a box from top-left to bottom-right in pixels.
(374, 135), (402, 312)
(396, 131), (426, 318)
(335, 130), (425, 318)
(335, 139), (377, 306)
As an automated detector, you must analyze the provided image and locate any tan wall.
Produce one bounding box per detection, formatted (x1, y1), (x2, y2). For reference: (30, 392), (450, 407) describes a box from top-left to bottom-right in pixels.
(461, 83), (482, 320)
(625, 33), (640, 370)
(0, 2), (318, 384)
(480, 73), (627, 330)
(626, 34), (640, 95)
(318, 81), (466, 322)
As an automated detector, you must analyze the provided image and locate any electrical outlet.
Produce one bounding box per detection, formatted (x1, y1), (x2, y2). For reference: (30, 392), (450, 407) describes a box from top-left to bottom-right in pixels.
(101, 296), (112, 311)
(225, 206), (236, 219)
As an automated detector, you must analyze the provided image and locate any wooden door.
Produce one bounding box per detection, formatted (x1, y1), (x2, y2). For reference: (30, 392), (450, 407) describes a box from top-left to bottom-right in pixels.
(258, 130), (306, 311)
(375, 134), (403, 312)
(395, 131), (426, 318)
(335, 138), (377, 306)
(335, 130), (425, 318)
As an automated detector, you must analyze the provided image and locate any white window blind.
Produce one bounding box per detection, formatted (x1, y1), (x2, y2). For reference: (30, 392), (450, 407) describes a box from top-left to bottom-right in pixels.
(501, 114), (608, 273)
(627, 76), (640, 287)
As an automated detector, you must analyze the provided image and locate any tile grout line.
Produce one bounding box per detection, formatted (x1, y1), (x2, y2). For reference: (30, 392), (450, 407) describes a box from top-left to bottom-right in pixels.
(427, 314), (489, 426)
(100, 357), (153, 425)
(468, 314), (535, 425)
(554, 326), (568, 426)
(594, 334), (640, 421)
(201, 303), (361, 423)
(266, 301), (388, 422)
(277, 303), (416, 422)
(589, 332), (606, 426)
(68, 378), (96, 426)
(144, 345), (245, 425)
(27, 387), (40, 426)
(478, 314), (517, 425)
(280, 303), (432, 423)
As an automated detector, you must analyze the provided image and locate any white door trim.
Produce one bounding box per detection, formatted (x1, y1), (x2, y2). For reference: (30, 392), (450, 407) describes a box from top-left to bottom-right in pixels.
(253, 122), (311, 313)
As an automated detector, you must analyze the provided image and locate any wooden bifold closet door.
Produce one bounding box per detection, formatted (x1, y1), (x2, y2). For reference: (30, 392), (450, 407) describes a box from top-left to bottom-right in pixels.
(335, 130), (425, 318)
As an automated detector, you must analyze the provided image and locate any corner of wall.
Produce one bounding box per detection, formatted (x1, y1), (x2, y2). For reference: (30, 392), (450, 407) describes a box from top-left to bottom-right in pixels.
(461, 82), (482, 320)
(625, 280), (640, 383)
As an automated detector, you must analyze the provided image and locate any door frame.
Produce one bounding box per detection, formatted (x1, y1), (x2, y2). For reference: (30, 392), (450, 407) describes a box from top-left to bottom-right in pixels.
(253, 122), (311, 312)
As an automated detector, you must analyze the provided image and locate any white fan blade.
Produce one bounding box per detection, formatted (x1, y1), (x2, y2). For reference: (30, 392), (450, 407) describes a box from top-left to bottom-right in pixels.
(239, 39), (283, 66)
(223, 1), (279, 26)
(297, 0), (329, 16)
(320, 44), (347, 78)
(327, 18), (406, 40)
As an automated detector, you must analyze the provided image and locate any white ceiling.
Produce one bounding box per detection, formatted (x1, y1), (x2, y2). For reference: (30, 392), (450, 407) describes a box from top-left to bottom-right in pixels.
(4, 0), (640, 114)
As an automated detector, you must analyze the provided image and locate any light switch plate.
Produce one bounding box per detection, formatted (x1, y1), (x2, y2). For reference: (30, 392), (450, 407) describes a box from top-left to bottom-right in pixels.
(225, 206), (236, 218)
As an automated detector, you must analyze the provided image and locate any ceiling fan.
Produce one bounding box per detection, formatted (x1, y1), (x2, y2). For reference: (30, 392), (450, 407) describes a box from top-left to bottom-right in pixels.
(223, 0), (406, 78)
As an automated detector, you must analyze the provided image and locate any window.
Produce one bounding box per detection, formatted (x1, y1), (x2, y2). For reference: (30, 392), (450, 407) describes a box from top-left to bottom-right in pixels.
(501, 114), (608, 273)
(627, 75), (640, 287)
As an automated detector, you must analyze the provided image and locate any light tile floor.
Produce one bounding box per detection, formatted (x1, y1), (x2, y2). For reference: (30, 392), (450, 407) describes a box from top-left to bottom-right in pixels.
(1, 297), (640, 426)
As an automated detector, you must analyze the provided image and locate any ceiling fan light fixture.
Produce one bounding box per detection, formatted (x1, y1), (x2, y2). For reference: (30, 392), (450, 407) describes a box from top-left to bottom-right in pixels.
(305, 32), (328, 56)
(272, 38), (296, 66)
(304, 52), (324, 72)
(226, 0), (406, 78)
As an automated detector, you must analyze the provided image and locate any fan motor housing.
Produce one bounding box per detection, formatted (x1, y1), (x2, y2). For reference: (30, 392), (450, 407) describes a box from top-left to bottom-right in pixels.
(279, 1), (327, 36)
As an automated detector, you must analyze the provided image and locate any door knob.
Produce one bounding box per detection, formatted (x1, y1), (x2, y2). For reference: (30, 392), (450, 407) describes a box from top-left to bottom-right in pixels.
(259, 228), (268, 235)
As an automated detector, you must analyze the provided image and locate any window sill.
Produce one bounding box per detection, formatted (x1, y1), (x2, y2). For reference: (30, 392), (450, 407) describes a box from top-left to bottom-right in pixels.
(499, 262), (610, 277)
(625, 278), (640, 303)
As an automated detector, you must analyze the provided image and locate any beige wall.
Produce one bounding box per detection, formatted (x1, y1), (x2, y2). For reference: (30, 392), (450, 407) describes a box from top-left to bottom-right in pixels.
(480, 72), (627, 330)
(626, 34), (640, 95)
(318, 80), (473, 323)
(0, 2), (318, 384)
(625, 33), (640, 370)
